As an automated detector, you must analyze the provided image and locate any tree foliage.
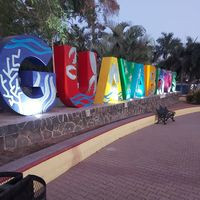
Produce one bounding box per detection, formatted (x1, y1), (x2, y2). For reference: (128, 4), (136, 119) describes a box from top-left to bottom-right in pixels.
(0, 0), (119, 45)
(1, 1), (200, 82)
(154, 33), (200, 82)
(93, 22), (153, 64)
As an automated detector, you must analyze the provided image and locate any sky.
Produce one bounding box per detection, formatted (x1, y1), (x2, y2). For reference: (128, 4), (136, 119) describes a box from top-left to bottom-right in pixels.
(115, 0), (200, 43)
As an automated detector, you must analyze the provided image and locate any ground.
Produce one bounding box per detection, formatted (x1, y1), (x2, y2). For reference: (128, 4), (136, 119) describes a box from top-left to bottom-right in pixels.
(47, 112), (200, 200)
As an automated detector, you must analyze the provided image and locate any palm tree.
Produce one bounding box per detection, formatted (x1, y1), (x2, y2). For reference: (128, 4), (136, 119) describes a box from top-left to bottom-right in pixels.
(154, 32), (184, 80)
(93, 22), (153, 64)
(184, 38), (200, 82)
(154, 33), (200, 88)
(154, 32), (183, 61)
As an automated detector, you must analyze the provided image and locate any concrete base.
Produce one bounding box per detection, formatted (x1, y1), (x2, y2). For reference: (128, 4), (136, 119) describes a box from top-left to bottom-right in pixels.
(0, 93), (180, 151)
(0, 106), (199, 185)
(179, 95), (187, 102)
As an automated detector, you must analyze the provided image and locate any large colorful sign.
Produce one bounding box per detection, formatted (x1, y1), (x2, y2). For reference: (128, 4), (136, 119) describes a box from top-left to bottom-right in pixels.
(118, 59), (135, 100)
(131, 63), (145, 98)
(54, 45), (97, 107)
(0, 35), (177, 116)
(164, 70), (172, 93)
(156, 68), (165, 95)
(94, 57), (122, 104)
(0, 35), (56, 115)
(144, 65), (156, 96)
(171, 72), (177, 92)
(155, 68), (174, 95)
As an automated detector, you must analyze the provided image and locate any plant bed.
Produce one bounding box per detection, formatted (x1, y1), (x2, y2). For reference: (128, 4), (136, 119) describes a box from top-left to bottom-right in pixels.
(186, 90), (200, 104)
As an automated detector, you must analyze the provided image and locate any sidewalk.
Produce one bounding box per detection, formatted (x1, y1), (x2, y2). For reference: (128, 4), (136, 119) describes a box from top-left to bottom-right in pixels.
(47, 112), (200, 200)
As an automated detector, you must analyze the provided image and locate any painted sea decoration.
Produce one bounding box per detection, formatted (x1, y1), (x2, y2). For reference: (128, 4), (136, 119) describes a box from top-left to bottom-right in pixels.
(94, 57), (122, 104)
(0, 34), (178, 116)
(53, 45), (97, 107)
(144, 65), (156, 96)
(118, 58), (135, 100)
(0, 35), (56, 115)
(131, 63), (145, 98)
(171, 72), (177, 92)
(164, 70), (172, 93)
(157, 69), (165, 95)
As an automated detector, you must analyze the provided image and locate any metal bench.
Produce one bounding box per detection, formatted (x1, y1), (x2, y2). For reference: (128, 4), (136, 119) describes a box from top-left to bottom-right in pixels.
(156, 106), (175, 125)
(0, 172), (46, 200)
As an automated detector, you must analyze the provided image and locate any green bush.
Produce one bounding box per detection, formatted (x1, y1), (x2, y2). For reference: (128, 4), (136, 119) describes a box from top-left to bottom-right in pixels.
(187, 90), (200, 104)
(193, 90), (200, 104)
(186, 94), (194, 103)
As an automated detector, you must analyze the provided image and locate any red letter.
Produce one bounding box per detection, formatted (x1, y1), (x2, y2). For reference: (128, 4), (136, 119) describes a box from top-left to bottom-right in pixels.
(54, 45), (97, 107)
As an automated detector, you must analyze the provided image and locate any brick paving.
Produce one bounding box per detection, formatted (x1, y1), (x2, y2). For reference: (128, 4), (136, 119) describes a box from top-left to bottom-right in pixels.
(47, 112), (200, 200)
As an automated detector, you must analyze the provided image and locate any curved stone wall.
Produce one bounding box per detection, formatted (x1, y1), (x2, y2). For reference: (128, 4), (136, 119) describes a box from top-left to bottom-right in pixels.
(0, 93), (179, 151)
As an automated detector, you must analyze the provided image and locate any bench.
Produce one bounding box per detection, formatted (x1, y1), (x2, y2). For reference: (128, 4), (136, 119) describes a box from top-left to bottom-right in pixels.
(0, 172), (46, 200)
(156, 106), (175, 125)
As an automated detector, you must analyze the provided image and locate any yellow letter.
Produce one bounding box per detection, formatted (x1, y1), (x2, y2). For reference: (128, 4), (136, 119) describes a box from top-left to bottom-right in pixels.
(94, 57), (122, 104)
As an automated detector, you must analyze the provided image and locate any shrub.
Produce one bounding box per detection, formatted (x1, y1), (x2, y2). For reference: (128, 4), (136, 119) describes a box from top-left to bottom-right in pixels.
(193, 90), (200, 104)
(186, 90), (200, 104)
(186, 93), (194, 103)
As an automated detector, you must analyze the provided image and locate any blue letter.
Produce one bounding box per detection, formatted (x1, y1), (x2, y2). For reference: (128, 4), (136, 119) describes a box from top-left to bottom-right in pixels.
(0, 35), (56, 115)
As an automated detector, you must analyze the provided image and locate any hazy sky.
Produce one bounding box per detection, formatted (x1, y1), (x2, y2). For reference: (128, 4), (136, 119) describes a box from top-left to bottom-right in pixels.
(115, 0), (200, 42)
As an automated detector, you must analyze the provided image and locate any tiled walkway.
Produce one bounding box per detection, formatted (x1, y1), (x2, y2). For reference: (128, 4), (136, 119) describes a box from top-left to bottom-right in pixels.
(47, 112), (200, 200)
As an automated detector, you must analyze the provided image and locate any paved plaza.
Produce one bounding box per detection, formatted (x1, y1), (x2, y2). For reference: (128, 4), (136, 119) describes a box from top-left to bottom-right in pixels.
(47, 112), (200, 200)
